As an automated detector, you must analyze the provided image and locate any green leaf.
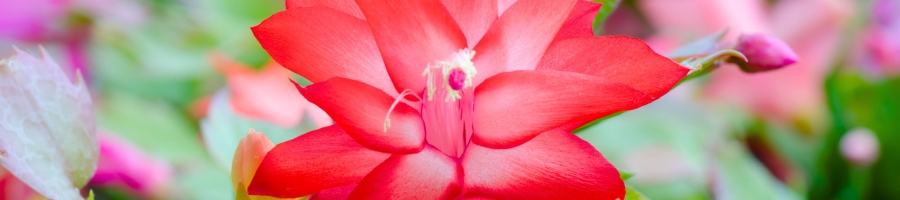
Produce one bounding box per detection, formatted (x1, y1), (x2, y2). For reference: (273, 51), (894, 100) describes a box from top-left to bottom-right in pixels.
(714, 142), (801, 200)
(173, 161), (234, 200)
(620, 171), (635, 181)
(578, 94), (721, 199)
(95, 92), (207, 163)
(812, 71), (900, 199)
(591, 0), (622, 34)
(667, 29), (729, 59)
(87, 190), (95, 200)
(678, 49), (747, 84)
(200, 89), (320, 170)
(625, 186), (650, 200)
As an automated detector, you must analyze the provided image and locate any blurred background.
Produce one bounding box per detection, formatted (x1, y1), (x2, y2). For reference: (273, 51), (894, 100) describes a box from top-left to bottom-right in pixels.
(0, 0), (897, 199)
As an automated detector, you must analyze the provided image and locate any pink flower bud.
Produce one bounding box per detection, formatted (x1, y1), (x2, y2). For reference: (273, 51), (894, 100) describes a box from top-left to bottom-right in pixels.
(840, 128), (880, 166)
(735, 33), (799, 72)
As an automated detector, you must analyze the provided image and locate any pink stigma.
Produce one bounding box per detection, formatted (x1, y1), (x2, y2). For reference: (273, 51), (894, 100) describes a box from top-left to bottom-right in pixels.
(448, 68), (466, 90)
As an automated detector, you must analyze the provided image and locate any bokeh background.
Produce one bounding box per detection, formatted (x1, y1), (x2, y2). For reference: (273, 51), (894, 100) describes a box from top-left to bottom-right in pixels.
(1, 0), (897, 199)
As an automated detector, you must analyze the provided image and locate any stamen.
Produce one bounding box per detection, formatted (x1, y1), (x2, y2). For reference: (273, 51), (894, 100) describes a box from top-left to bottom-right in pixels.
(422, 49), (477, 102)
(383, 89), (423, 132)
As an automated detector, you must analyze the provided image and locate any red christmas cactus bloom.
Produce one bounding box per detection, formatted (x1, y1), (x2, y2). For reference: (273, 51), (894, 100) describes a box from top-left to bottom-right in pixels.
(248, 0), (688, 199)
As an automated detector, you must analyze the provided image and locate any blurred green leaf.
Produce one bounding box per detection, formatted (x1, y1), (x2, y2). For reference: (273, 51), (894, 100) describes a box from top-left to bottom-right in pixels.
(812, 70), (900, 200)
(200, 89), (319, 170)
(174, 161), (233, 200)
(621, 171), (635, 181)
(667, 29), (728, 59)
(714, 142), (802, 200)
(579, 90), (719, 200)
(625, 186), (650, 200)
(96, 92), (207, 163)
(591, 0), (622, 34)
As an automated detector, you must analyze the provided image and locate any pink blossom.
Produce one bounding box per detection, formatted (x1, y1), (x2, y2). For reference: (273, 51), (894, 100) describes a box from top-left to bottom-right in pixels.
(90, 132), (172, 198)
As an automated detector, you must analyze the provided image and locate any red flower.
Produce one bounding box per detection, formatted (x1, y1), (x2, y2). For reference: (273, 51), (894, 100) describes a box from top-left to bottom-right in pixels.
(247, 0), (688, 199)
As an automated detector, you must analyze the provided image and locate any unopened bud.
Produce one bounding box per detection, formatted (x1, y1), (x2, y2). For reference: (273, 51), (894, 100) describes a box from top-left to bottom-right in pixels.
(735, 33), (799, 72)
(232, 129), (289, 200)
(840, 128), (879, 166)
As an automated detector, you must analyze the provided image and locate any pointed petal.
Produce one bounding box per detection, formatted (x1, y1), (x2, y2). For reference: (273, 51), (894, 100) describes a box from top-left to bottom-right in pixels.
(285, 0), (364, 19)
(251, 7), (397, 96)
(473, 70), (651, 148)
(440, 0), (497, 47)
(551, 0), (601, 42)
(355, 0), (467, 93)
(310, 184), (357, 200)
(538, 36), (689, 100)
(300, 78), (425, 154)
(461, 130), (625, 199)
(348, 146), (462, 199)
(472, 0), (577, 86)
(248, 125), (390, 198)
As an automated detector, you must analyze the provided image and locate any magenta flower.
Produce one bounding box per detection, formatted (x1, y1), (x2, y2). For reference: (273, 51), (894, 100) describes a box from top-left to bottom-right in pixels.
(247, 0), (688, 199)
(90, 132), (172, 198)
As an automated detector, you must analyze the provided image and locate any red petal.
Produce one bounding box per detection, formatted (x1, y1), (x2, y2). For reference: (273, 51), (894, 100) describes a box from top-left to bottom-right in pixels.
(251, 7), (397, 96)
(472, 70), (651, 148)
(300, 77), (426, 154)
(285, 0), (365, 19)
(355, 0), (467, 93)
(310, 184), (357, 200)
(551, 0), (601, 42)
(440, 0), (497, 47)
(537, 36), (689, 100)
(247, 125), (390, 198)
(461, 130), (625, 199)
(472, 0), (577, 86)
(348, 146), (462, 199)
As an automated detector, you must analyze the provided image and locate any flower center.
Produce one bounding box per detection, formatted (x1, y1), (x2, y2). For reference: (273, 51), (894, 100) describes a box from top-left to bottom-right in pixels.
(421, 49), (476, 158)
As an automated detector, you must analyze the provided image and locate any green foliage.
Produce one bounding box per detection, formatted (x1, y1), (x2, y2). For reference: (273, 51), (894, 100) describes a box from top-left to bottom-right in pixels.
(625, 186), (650, 200)
(200, 89), (319, 170)
(591, 0), (622, 34)
(810, 70), (900, 200)
(95, 92), (233, 199)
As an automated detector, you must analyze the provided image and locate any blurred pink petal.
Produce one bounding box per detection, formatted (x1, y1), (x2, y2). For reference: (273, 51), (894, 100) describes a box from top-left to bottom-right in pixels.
(0, 0), (69, 41)
(859, 0), (900, 76)
(90, 131), (172, 197)
(640, 0), (770, 40)
(0, 167), (44, 200)
(210, 53), (332, 128)
(642, 0), (852, 122)
(840, 128), (879, 166)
